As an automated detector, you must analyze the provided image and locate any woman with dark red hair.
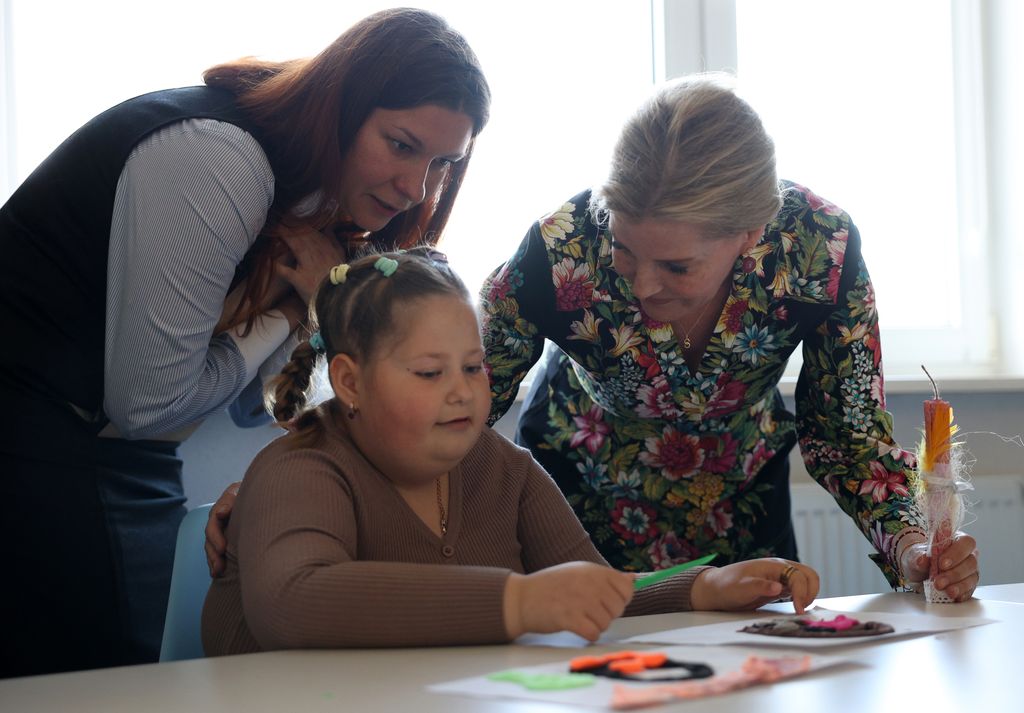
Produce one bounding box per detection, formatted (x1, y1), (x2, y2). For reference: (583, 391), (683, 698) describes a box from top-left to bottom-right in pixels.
(0, 8), (490, 677)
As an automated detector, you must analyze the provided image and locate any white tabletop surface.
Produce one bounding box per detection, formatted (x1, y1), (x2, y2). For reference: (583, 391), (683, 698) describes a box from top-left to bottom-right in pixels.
(1, 584), (1020, 712)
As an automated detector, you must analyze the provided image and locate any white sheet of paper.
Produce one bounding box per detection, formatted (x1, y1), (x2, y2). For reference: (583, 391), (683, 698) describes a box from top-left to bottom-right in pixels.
(428, 645), (848, 709)
(624, 609), (996, 648)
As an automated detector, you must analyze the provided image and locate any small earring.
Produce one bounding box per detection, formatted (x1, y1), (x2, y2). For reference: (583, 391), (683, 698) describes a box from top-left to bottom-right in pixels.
(347, 402), (358, 420)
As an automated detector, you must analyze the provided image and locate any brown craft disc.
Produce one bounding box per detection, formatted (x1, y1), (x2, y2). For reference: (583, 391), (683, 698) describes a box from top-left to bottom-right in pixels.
(739, 618), (895, 638)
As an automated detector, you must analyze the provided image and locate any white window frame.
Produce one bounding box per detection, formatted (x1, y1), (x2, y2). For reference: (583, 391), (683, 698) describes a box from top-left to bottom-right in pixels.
(3, 0), (1021, 392)
(658, 0), (1024, 390)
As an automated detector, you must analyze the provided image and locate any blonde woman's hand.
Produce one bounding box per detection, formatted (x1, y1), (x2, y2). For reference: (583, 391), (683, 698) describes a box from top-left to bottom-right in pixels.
(900, 531), (979, 602)
(275, 228), (348, 304)
(503, 562), (634, 642)
(690, 558), (820, 614)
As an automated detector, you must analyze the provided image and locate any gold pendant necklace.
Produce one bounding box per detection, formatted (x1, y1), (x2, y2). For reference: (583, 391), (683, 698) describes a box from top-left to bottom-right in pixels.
(679, 279), (731, 351)
(436, 476), (448, 535)
(680, 298), (715, 351)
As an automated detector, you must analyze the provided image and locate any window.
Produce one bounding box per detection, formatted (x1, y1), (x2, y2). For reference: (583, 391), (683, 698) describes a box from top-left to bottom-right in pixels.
(4, 0), (1021, 382)
(661, 0), (1023, 382)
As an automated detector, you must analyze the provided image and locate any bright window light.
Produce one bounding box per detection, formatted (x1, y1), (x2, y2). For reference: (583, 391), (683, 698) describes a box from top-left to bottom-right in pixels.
(4, 0), (655, 297)
(733, 0), (985, 377)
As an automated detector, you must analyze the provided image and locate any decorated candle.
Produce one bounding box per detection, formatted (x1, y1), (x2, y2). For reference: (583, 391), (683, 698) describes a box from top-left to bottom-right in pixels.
(919, 367), (960, 603)
(921, 397), (954, 476)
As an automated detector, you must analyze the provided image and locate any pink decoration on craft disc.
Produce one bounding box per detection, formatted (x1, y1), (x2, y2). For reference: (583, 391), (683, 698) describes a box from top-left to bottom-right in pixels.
(801, 615), (858, 631)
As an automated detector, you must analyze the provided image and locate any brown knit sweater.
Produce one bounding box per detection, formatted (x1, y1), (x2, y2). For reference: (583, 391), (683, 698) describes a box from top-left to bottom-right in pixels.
(201, 425), (705, 654)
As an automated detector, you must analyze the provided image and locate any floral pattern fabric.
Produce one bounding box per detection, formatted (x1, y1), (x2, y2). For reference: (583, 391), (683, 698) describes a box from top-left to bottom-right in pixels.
(481, 183), (919, 587)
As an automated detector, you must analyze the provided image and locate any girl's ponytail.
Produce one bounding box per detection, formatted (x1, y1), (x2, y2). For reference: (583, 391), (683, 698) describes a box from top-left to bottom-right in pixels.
(264, 338), (321, 432)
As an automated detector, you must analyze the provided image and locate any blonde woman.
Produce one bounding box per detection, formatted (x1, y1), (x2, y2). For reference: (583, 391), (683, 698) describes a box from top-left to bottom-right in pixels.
(480, 74), (979, 604)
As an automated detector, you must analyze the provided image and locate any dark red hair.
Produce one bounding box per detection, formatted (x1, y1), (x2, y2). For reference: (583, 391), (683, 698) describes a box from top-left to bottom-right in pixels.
(204, 8), (490, 333)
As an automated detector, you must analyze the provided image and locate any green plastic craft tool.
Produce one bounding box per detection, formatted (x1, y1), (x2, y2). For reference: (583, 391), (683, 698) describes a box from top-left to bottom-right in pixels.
(633, 553), (718, 591)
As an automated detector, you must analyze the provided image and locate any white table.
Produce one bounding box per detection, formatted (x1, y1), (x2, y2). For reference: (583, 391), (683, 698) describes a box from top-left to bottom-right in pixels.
(2, 584), (1019, 712)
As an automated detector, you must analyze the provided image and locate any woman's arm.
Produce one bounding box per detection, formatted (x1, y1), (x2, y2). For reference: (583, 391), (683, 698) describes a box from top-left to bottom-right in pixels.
(480, 222), (553, 423)
(103, 118), (281, 438)
(794, 221), (923, 588)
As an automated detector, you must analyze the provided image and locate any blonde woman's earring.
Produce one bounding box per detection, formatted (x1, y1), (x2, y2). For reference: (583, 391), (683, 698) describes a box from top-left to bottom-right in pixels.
(347, 403), (358, 420)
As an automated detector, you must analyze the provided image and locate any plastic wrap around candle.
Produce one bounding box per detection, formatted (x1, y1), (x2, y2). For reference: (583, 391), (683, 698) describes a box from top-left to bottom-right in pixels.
(919, 368), (961, 604)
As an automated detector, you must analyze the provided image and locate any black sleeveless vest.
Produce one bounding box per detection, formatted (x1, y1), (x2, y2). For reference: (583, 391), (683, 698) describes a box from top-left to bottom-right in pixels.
(0, 86), (272, 416)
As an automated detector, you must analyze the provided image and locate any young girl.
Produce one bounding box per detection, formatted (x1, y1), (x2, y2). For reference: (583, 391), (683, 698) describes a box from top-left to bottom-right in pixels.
(201, 250), (819, 653)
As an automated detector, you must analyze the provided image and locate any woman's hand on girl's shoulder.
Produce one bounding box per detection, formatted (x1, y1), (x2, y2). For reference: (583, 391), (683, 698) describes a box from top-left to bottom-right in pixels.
(205, 482), (241, 577)
(503, 562), (634, 642)
(690, 559), (819, 614)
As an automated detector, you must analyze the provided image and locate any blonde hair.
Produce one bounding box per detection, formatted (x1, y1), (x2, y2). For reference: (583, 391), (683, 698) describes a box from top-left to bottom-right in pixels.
(595, 73), (781, 236)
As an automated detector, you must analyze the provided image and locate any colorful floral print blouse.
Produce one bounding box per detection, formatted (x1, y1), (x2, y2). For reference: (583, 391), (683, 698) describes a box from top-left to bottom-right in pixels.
(481, 183), (920, 587)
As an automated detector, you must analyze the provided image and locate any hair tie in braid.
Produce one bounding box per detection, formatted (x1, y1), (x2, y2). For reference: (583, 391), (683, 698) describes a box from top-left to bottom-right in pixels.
(374, 256), (399, 276)
(309, 331), (326, 354)
(330, 263), (351, 285)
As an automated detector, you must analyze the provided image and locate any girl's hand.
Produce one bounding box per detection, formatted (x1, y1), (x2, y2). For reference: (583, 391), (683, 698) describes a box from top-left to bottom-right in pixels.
(900, 531), (979, 602)
(690, 558), (820, 614)
(503, 562), (634, 642)
(275, 228), (348, 304)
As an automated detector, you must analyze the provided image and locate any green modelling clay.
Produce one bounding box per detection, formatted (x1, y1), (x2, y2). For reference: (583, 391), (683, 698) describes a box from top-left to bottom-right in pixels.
(488, 670), (596, 690)
(633, 553), (718, 591)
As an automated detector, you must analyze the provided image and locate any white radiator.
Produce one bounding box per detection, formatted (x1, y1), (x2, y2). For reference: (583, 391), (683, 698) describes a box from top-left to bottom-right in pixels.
(790, 474), (1024, 597)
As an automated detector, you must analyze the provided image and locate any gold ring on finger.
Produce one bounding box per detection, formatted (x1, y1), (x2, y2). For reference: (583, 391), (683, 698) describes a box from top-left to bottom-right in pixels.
(779, 564), (798, 588)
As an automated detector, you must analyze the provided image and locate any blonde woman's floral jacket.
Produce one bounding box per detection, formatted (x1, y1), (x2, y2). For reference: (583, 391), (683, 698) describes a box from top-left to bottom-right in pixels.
(481, 183), (920, 587)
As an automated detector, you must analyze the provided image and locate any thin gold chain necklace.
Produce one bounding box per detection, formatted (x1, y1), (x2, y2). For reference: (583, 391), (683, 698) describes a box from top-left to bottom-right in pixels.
(679, 298), (715, 350)
(678, 280), (730, 350)
(435, 476), (448, 535)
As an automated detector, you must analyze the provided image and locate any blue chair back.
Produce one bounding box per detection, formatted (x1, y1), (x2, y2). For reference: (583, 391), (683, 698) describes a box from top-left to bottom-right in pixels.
(159, 503), (214, 662)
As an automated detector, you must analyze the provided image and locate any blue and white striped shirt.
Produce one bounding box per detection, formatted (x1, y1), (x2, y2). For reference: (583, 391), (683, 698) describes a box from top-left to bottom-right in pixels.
(103, 118), (295, 440)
